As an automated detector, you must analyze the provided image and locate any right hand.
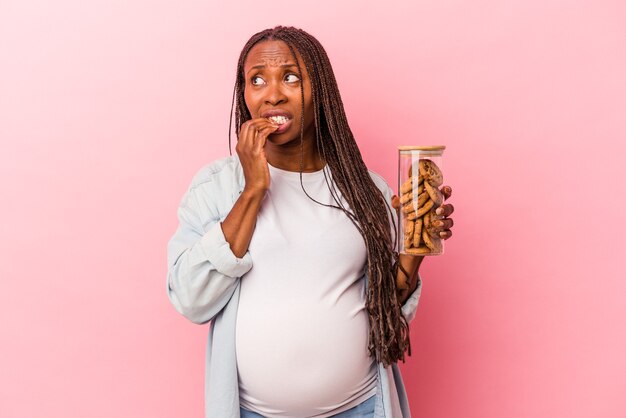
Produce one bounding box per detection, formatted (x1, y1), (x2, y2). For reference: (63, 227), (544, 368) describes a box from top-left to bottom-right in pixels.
(235, 118), (279, 195)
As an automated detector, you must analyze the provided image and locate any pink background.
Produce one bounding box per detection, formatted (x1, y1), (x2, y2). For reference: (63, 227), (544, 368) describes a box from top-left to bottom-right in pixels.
(1, 0), (625, 417)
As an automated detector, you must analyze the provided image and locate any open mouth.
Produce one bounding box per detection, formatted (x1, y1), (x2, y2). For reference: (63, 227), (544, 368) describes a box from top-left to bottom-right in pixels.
(267, 115), (293, 134)
(268, 115), (290, 125)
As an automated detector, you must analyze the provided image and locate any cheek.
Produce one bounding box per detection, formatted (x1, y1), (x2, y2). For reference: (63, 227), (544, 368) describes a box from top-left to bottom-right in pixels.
(243, 92), (255, 115)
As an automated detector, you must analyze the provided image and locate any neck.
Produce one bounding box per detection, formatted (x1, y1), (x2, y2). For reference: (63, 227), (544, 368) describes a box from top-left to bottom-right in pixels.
(264, 136), (325, 172)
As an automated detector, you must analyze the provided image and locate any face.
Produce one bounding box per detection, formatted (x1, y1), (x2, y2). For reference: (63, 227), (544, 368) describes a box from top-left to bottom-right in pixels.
(243, 40), (315, 145)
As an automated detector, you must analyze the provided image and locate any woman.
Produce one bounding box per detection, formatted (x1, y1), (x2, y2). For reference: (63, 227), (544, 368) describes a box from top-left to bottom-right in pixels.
(167, 26), (454, 418)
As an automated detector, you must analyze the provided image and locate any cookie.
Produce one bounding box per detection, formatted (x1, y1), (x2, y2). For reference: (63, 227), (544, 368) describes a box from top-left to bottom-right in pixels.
(423, 209), (442, 238)
(418, 159), (443, 187)
(421, 227), (442, 253)
(406, 246), (432, 255)
(400, 176), (423, 194)
(402, 201), (417, 214)
(403, 219), (414, 249)
(400, 178), (413, 194)
(400, 191), (413, 205)
(423, 180), (444, 207)
(417, 190), (430, 207)
(423, 210), (432, 235)
(413, 218), (423, 248)
(415, 199), (434, 218)
(424, 211), (437, 237)
(423, 209), (431, 224)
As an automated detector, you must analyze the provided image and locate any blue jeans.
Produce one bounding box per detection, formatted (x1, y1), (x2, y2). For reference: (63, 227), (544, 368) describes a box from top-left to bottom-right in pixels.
(240, 395), (376, 418)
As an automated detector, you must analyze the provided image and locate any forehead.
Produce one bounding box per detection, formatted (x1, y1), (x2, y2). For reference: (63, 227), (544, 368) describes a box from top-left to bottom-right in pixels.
(244, 40), (303, 71)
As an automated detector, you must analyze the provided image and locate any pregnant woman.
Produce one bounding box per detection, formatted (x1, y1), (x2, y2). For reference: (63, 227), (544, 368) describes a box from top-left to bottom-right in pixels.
(166, 25), (454, 418)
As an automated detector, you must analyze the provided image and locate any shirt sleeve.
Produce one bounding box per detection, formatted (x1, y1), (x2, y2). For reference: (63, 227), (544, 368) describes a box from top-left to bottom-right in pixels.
(166, 185), (252, 325)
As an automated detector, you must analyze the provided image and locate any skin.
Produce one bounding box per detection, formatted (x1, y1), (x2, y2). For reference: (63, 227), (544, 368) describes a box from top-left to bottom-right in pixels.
(220, 40), (455, 304)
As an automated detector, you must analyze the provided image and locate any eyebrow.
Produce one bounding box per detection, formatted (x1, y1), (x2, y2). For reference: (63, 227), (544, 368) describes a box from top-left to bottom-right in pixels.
(246, 63), (298, 74)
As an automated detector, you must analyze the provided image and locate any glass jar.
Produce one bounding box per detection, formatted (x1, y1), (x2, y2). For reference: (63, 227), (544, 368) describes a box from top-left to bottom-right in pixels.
(398, 146), (446, 256)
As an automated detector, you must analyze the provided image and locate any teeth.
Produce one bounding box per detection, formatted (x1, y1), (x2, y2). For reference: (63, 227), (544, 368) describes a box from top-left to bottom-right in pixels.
(268, 115), (289, 125)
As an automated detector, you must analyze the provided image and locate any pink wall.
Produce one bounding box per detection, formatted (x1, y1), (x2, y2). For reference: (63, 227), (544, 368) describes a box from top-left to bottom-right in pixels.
(1, 0), (625, 417)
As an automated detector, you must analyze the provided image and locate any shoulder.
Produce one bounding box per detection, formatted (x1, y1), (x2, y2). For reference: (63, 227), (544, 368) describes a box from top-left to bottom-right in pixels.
(187, 155), (242, 192)
(178, 155), (243, 218)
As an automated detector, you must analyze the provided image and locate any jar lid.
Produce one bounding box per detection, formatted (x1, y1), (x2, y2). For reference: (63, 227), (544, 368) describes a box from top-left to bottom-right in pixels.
(398, 145), (446, 151)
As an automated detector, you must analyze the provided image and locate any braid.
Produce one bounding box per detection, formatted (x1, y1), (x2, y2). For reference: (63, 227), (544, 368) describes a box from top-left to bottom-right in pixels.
(229, 26), (411, 367)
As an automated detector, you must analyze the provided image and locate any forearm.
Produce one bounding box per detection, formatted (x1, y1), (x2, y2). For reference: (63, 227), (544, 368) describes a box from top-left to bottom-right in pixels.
(396, 254), (424, 304)
(220, 188), (265, 258)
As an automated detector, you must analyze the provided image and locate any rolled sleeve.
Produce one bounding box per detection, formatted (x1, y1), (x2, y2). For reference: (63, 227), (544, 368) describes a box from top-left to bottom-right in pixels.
(167, 192), (252, 324)
(199, 222), (253, 278)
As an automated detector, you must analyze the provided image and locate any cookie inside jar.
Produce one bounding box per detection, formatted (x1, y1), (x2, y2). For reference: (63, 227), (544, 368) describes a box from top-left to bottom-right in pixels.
(398, 146), (446, 256)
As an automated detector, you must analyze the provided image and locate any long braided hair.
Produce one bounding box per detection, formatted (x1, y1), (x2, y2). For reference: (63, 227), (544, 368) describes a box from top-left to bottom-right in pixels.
(228, 26), (411, 367)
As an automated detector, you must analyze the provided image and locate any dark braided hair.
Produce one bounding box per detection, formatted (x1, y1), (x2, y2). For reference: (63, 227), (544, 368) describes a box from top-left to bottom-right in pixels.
(228, 26), (411, 367)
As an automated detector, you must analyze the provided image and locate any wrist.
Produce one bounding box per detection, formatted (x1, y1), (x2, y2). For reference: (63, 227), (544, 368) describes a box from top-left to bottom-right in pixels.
(241, 186), (267, 201)
(399, 253), (424, 273)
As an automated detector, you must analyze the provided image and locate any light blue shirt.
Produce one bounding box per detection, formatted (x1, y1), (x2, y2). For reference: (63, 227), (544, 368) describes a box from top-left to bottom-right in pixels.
(167, 155), (423, 417)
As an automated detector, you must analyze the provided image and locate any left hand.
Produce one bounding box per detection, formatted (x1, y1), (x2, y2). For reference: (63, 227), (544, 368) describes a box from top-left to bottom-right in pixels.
(391, 185), (454, 242)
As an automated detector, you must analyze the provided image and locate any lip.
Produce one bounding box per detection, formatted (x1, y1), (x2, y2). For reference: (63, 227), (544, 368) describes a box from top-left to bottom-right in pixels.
(260, 109), (293, 119)
(270, 117), (293, 134)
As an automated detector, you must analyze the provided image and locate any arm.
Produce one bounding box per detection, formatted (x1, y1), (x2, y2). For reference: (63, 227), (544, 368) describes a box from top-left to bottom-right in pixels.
(220, 189), (265, 258)
(222, 116), (279, 257)
(167, 118), (279, 324)
(396, 253), (423, 305)
(396, 251), (424, 324)
(166, 188), (253, 325)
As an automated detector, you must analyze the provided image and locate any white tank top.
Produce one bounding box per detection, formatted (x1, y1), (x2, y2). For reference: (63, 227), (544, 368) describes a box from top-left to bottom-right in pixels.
(236, 163), (377, 417)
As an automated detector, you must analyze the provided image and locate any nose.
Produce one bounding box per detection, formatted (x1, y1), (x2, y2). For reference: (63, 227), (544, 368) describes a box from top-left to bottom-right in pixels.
(264, 80), (287, 106)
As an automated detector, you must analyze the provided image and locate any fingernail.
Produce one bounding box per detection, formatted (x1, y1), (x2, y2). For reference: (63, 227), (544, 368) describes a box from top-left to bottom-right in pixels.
(436, 207), (443, 215)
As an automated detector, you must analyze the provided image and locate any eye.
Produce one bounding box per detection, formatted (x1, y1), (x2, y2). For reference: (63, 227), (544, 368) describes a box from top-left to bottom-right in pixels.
(250, 75), (265, 86)
(285, 73), (300, 83)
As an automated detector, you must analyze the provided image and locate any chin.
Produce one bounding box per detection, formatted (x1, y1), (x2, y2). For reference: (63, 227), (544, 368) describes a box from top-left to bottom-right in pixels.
(268, 132), (299, 145)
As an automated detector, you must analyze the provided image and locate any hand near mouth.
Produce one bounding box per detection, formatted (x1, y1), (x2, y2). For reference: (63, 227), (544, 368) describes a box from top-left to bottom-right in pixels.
(236, 117), (280, 195)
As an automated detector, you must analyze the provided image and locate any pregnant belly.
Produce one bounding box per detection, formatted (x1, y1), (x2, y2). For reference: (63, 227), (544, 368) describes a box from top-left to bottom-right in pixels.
(235, 296), (375, 413)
